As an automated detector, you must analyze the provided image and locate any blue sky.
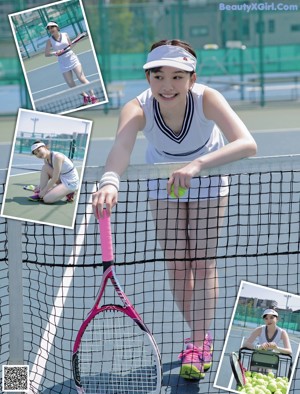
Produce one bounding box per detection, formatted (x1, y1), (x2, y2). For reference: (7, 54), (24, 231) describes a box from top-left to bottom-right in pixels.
(16, 109), (92, 137)
(239, 281), (300, 311)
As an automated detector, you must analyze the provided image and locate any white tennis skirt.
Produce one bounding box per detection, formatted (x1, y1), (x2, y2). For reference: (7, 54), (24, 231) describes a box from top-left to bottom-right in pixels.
(57, 51), (81, 73)
(61, 179), (79, 192)
(60, 169), (80, 191)
(148, 175), (229, 201)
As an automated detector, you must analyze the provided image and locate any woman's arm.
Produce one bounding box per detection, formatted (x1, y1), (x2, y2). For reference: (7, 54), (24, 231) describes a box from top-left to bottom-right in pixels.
(45, 39), (56, 57)
(269, 330), (292, 355)
(104, 99), (145, 175)
(202, 87), (257, 164)
(243, 327), (262, 349)
(92, 99), (145, 216)
(66, 33), (72, 46)
(167, 87), (257, 194)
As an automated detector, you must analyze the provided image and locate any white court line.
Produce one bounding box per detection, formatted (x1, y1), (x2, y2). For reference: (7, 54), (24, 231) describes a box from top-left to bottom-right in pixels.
(252, 128), (300, 134)
(93, 134), (145, 141)
(28, 186), (96, 394)
(10, 171), (39, 177)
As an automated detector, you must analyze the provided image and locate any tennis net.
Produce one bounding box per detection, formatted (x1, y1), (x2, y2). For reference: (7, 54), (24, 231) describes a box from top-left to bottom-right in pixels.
(1, 155), (300, 393)
(16, 132), (88, 160)
(16, 136), (74, 156)
(34, 79), (107, 114)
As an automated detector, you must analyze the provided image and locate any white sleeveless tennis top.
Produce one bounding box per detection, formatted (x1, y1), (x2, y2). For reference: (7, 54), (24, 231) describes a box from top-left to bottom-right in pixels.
(47, 151), (79, 191)
(258, 325), (284, 345)
(136, 83), (228, 200)
(137, 83), (225, 163)
(50, 32), (80, 73)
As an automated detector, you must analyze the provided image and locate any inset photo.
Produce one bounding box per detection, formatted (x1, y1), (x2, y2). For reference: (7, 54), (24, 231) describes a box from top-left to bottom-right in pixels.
(0, 108), (92, 229)
(8, 0), (108, 114)
(214, 281), (300, 394)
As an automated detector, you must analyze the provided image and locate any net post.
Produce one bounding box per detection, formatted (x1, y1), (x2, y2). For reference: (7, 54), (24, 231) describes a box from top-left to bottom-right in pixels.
(7, 219), (24, 366)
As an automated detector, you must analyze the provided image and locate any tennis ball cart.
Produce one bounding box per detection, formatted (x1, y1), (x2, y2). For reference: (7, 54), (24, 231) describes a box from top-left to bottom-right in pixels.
(230, 347), (293, 393)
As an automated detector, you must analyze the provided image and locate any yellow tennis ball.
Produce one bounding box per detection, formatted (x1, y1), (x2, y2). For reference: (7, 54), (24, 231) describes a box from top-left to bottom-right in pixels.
(169, 185), (187, 198)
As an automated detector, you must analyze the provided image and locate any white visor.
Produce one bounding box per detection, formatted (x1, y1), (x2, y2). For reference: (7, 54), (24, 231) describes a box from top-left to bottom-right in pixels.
(31, 142), (45, 153)
(46, 22), (59, 29)
(143, 45), (197, 72)
(262, 309), (278, 317)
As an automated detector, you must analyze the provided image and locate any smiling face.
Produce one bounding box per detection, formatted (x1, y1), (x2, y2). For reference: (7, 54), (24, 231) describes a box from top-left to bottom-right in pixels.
(263, 314), (278, 326)
(146, 66), (196, 108)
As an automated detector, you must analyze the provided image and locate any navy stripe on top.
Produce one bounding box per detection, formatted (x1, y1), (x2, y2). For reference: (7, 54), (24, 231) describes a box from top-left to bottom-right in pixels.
(153, 90), (194, 144)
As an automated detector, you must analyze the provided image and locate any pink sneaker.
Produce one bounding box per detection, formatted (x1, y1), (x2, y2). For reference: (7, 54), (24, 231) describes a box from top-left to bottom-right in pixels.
(66, 192), (75, 203)
(184, 332), (213, 371)
(28, 194), (43, 202)
(178, 344), (205, 380)
(90, 95), (99, 104)
(83, 95), (89, 105)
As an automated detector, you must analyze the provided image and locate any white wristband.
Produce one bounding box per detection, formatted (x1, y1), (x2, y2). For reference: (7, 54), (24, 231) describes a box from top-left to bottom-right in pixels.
(99, 171), (120, 191)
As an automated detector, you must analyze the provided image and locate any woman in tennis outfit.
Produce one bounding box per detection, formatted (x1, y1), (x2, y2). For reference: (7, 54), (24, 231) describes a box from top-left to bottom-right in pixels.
(45, 21), (98, 106)
(92, 39), (257, 380)
(28, 141), (79, 204)
(244, 309), (292, 355)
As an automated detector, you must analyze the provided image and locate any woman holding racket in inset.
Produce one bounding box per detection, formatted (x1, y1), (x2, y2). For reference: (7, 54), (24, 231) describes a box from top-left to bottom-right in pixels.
(92, 39), (257, 380)
(28, 141), (79, 204)
(45, 21), (99, 106)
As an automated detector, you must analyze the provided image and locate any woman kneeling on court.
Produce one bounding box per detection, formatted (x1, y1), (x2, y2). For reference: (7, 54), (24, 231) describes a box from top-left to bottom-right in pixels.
(92, 39), (257, 380)
(28, 141), (79, 204)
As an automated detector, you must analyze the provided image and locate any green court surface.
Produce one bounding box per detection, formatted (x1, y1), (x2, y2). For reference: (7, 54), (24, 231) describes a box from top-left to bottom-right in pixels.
(2, 167), (82, 229)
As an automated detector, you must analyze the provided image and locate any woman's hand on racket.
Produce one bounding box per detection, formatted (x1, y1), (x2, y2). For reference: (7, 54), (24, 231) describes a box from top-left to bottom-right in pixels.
(92, 185), (118, 218)
(55, 49), (65, 56)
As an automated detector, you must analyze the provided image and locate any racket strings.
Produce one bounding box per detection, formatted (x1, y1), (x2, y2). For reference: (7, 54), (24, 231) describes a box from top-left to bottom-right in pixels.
(77, 310), (159, 393)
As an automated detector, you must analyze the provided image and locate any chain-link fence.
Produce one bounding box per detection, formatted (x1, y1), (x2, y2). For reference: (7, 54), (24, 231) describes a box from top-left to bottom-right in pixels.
(10, 0), (85, 58)
(1, 0), (300, 108)
(234, 304), (300, 333)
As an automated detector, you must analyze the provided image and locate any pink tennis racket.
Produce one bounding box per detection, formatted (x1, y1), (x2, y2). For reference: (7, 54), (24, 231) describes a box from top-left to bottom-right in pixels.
(72, 210), (161, 394)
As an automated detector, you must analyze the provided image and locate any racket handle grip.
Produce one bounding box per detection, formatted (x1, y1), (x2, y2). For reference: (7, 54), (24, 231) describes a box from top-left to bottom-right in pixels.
(98, 209), (114, 262)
